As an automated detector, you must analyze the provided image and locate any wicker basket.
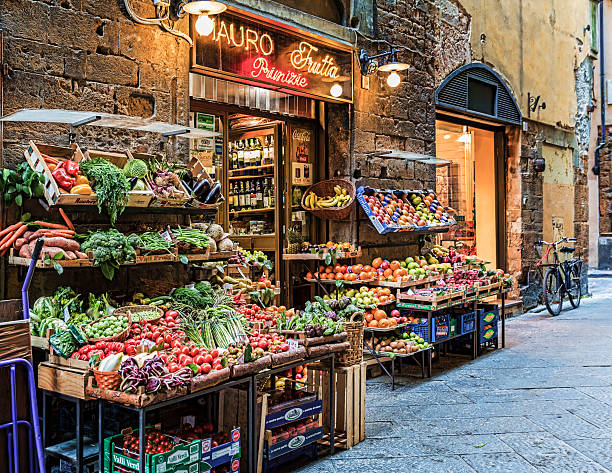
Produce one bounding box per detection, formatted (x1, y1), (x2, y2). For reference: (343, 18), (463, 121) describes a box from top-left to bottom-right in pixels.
(114, 305), (163, 323)
(93, 369), (121, 391)
(84, 313), (132, 343)
(335, 311), (364, 367)
(138, 277), (181, 297)
(301, 178), (355, 221)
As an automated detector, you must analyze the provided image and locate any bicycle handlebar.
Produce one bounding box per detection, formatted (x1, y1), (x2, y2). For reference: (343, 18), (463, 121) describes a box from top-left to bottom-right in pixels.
(535, 237), (573, 247)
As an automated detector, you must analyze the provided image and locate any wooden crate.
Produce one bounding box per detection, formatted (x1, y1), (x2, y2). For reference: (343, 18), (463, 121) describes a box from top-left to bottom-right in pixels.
(24, 141), (97, 207)
(38, 362), (92, 400)
(85, 148), (154, 207)
(0, 299), (30, 362)
(307, 361), (366, 449)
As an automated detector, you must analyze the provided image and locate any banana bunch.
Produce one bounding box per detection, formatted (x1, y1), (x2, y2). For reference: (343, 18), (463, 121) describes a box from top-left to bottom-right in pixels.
(431, 245), (450, 257)
(304, 185), (353, 209)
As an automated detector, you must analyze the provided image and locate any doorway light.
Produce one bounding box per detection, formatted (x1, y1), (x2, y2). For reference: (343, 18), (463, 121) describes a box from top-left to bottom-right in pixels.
(443, 134), (451, 140)
(182, 1), (226, 36)
(457, 133), (471, 143)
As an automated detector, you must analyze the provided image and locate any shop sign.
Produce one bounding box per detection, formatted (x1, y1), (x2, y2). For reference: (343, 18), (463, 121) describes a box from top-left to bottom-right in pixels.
(192, 9), (353, 102)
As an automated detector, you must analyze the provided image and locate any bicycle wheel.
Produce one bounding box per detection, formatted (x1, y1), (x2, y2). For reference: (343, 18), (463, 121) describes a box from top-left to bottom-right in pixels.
(543, 268), (563, 316)
(568, 263), (582, 309)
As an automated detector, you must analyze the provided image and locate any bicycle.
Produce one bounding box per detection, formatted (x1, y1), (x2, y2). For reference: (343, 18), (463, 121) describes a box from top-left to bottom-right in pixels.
(534, 237), (583, 316)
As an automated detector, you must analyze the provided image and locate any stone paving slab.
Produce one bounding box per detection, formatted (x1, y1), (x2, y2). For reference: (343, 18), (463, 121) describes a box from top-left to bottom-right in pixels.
(496, 432), (610, 473)
(392, 416), (543, 437)
(566, 438), (612, 470)
(576, 386), (612, 406)
(460, 452), (540, 473)
(332, 456), (476, 473)
(462, 387), (592, 403)
(408, 399), (569, 420)
(529, 413), (612, 440)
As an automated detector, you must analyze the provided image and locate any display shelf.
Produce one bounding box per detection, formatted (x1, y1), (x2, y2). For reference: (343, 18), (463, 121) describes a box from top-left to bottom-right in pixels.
(38, 200), (218, 216)
(9, 250), (237, 269)
(228, 164), (275, 174)
(362, 347), (431, 358)
(230, 208), (275, 215)
(282, 248), (362, 261)
(303, 277), (376, 285)
(365, 274), (444, 289)
(229, 173), (274, 181)
(364, 324), (408, 333)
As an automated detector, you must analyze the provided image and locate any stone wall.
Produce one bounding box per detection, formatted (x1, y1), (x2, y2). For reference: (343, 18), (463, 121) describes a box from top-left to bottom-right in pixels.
(1, 0), (191, 168)
(598, 130), (612, 235)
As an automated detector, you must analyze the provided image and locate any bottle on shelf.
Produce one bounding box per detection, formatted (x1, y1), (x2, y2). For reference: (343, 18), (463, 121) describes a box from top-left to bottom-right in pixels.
(256, 179), (264, 209)
(228, 142), (233, 170)
(263, 179), (270, 208)
(238, 181), (246, 210)
(231, 142), (237, 170)
(269, 179), (275, 208)
(263, 136), (269, 166)
(268, 136), (275, 164)
(228, 182), (234, 212)
(250, 181), (257, 209)
(237, 140), (245, 171)
(255, 138), (262, 170)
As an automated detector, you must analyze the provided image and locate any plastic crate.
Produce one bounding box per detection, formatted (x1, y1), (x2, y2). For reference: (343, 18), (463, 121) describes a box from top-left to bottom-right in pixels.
(479, 323), (498, 343)
(432, 314), (450, 342)
(403, 321), (430, 342)
(479, 304), (499, 325)
(460, 311), (478, 335)
(449, 316), (459, 337)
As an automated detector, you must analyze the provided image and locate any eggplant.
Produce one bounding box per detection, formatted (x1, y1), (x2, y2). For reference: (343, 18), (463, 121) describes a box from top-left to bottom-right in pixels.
(182, 179), (194, 193)
(128, 177), (139, 190)
(204, 181), (222, 204)
(193, 179), (211, 202)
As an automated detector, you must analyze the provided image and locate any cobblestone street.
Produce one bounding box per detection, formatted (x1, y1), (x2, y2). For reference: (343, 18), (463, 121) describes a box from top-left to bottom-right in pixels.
(298, 278), (612, 473)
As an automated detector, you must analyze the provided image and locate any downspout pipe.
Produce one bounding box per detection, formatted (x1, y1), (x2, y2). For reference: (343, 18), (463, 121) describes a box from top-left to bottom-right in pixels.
(594, 0), (606, 175)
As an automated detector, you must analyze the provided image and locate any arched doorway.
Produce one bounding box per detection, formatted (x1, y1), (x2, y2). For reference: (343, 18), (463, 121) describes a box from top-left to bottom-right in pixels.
(434, 63), (522, 272)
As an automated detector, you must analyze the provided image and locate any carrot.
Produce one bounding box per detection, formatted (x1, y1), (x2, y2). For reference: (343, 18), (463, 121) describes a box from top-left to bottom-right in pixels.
(0, 222), (24, 238)
(33, 221), (69, 230)
(41, 230), (75, 236)
(41, 154), (59, 165)
(58, 208), (75, 231)
(0, 225), (28, 251)
(0, 231), (15, 248)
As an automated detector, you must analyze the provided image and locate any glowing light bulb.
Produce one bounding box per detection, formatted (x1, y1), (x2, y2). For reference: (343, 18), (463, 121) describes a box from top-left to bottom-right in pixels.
(195, 14), (215, 36)
(330, 83), (343, 98)
(387, 71), (401, 88)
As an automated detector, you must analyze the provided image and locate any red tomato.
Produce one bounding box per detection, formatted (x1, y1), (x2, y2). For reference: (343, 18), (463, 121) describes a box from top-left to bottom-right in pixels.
(180, 346), (191, 355)
(258, 340), (268, 350)
(155, 336), (164, 345)
(201, 363), (212, 374)
(210, 349), (219, 359)
(190, 347), (200, 357)
(164, 333), (173, 344)
(168, 363), (179, 373)
(165, 310), (178, 318)
(194, 355), (205, 365)
(204, 354), (213, 364)
(172, 340), (182, 349)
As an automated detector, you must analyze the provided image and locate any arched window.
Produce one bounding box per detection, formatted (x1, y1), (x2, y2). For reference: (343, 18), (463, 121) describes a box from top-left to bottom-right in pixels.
(436, 63), (522, 125)
(274, 0), (347, 25)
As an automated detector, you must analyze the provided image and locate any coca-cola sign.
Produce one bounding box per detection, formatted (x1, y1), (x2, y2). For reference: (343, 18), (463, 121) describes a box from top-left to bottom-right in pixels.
(192, 8), (353, 102)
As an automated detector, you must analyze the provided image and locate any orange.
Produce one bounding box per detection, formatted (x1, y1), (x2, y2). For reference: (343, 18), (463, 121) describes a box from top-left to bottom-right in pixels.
(335, 272), (344, 280)
(363, 265), (373, 273)
(368, 320), (379, 328)
(379, 319), (389, 328)
(320, 273), (327, 279)
(340, 265), (348, 273)
(334, 265), (342, 273)
(378, 274), (385, 281)
(373, 309), (386, 321)
(352, 264), (363, 274)
(306, 272), (313, 279)
(390, 261), (400, 271)
(383, 268), (393, 278)
(365, 312), (374, 323)
(372, 257), (383, 269)
(278, 306), (286, 312)
(325, 266), (333, 273)
(318, 265), (326, 273)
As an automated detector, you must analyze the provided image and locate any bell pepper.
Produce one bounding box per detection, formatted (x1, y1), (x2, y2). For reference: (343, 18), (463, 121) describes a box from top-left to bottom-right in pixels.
(62, 160), (80, 176)
(52, 167), (76, 191)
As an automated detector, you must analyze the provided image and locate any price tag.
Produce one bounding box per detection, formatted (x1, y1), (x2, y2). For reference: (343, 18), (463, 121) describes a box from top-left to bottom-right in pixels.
(223, 283), (234, 292)
(185, 283), (195, 289)
(161, 230), (173, 242)
(63, 306), (70, 322)
(288, 339), (299, 351)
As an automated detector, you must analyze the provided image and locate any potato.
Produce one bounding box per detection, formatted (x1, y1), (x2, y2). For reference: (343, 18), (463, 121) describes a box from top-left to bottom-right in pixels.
(375, 344), (382, 351)
(381, 340), (389, 347)
(399, 348), (407, 354)
(390, 341), (398, 349)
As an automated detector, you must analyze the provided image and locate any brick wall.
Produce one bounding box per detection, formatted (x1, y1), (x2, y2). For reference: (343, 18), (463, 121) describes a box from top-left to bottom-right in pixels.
(598, 133), (612, 235)
(1, 0), (191, 168)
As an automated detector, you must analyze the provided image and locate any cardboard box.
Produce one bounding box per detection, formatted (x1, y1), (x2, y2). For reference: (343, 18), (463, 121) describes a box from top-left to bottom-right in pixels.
(200, 428), (241, 470)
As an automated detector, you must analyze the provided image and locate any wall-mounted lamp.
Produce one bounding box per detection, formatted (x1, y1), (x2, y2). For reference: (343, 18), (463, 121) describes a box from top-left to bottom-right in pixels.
(533, 155), (546, 173)
(527, 92), (546, 118)
(175, 0), (226, 35)
(359, 47), (409, 88)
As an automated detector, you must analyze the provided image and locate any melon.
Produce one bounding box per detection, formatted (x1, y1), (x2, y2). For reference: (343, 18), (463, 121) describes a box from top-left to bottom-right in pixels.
(218, 238), (234, 252)
(206, 223), (224, 242)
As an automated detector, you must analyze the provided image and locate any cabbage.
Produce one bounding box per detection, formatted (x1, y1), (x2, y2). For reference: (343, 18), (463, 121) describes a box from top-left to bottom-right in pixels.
(123, 159), (148, 179)
(33, 297), (57, 319)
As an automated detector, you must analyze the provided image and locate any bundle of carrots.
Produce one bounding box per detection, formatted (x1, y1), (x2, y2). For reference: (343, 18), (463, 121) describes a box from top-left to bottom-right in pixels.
(1, 209), (88, 261)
